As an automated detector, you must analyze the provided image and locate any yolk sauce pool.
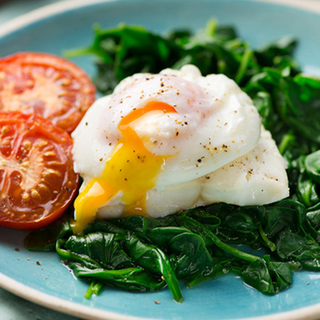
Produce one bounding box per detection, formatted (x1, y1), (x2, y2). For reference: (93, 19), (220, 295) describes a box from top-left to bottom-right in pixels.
(72, 101), (177, 233)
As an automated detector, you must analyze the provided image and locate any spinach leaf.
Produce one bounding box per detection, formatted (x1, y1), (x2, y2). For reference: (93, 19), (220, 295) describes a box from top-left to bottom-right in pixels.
(242, 255), (291, 294)
(110, 216), (216, 284)
(276, 232), (320, 270)
(71, 264), (165, 292)
(277, 75), (320, 145)
(121, 230), (183, 302)
(56, 239), (101, 269)
(57, 223), (183, 302)
(306, 203), (320, 243)
(151, 227), (214, 283)
(67, 24), (182, 94)
(187, 203), (261, 247)
(63, 232), (134, 270)
(255, 36), (299, 73)
(297, 171), (320, 208)
(305, 150), (320, 184)
(68, 19), (297, 95)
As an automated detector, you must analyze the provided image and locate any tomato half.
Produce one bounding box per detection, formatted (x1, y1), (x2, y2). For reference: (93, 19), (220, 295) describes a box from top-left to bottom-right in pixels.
(0, 52), (96, 134)
(0, 112), (79, 229)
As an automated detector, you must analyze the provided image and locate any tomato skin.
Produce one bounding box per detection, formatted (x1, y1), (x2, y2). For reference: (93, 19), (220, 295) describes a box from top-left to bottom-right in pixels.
(0, 112), (79, 230)
(0, 52), (96, 134)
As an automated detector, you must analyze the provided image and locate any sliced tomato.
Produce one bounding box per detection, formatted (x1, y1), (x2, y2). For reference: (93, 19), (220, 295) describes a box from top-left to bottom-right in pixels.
(0, 112), (79, 229)
(0, 52), (96, 134)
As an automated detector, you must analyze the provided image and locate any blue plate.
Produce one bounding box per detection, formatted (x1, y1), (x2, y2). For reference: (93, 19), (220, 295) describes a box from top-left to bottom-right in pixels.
(1, 1), (320, 319)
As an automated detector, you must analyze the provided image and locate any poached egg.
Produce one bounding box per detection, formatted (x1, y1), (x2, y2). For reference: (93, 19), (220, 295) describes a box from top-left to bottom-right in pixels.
(71, 65), (288, 232)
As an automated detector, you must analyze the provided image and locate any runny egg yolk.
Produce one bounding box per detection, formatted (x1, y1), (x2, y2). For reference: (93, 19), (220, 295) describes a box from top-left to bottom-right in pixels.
(72, 101), (177, 233)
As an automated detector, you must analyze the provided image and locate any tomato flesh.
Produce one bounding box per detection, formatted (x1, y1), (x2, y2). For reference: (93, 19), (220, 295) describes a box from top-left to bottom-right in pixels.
(0, 52), (96, 134)
(0, 112), (79, 229)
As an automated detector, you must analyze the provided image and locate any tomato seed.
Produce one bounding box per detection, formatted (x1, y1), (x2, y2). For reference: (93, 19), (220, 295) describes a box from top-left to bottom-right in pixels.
(0, 72), (6, 81)
(23, 140), (32, 150)
(61, 78), (71, 86)
(1, 139), (10, 145)
(43, 151), (56, 157)
(1, 126), (9, 135)
(37, 140), (48, 148)
(31, 189), (41, 202)
(38, 184), (51, 195)
(21, 192), (30, 201)
(46, 168), (61, 177)
(21, 161), (30, 168)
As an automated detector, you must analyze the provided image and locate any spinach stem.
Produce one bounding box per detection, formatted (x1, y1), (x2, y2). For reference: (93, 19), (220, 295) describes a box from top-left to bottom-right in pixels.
(157, 249), (183, 303)
(235, 48), (253, 84)
(208, 232), (258, 263)
(84, 281), (104, 299)
(84, 281), (95, 299)
(92, 282), (104, 295)
(278, 130), (295, 155)
(181, 215), (259, 263)
(258, 224), (276, 251)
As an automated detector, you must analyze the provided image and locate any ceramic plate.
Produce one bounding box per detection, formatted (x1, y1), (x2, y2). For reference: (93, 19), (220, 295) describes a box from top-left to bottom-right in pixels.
(1, 1), (320, 319)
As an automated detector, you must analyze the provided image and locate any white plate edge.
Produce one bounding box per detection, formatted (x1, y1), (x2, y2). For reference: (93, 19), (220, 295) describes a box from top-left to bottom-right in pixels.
(255, 0), (320, 13)
(0, 0), (320, 39)
(0, 272), (149, 320)
(1, 269), (320, 320)
(0, 0), (320, 319)
(0, 0), (114, 38)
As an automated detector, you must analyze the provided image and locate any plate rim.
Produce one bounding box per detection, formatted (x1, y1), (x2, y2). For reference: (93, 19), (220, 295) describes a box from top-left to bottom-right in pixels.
(1, 0), (320, 38)
(1, 0), (320, 319)
(0, 272), (144, 320)
(2, 268), (320, 320)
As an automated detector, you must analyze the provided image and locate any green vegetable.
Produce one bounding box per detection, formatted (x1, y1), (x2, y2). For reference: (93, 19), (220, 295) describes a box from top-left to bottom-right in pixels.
(66, 19), (298, 94)
(25, 19), (320, 301)
(56, 224), (183, 302)
(242, 255), (291, 294)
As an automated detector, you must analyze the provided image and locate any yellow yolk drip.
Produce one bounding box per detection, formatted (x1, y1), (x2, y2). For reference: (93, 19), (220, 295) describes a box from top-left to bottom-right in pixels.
(72, 101), (177, 233)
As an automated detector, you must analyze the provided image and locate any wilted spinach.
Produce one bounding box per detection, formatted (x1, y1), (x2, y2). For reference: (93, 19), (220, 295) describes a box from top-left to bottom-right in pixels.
(66, 19), (301, 94)
(24, 19), (320, 302)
